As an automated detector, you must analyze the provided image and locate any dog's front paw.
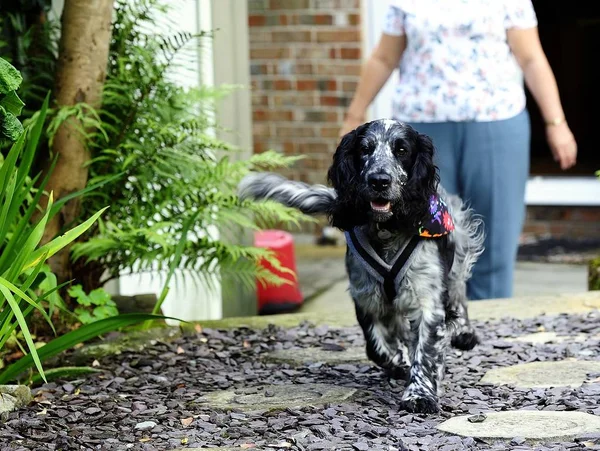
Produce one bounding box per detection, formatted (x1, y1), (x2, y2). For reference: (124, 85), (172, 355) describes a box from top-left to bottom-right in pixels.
(400, 394), (440, 414)
(451, 330), (479, 351)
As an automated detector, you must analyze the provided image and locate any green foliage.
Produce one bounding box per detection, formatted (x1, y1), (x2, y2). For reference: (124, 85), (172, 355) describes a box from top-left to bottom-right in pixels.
(68, 285), (118, 325)
(53, 0), (313, 295)
(0, 57), (25, 145)
(0, 313), (172, 384)
(0, 94), (107, 382)
(7, 0), (313, 307)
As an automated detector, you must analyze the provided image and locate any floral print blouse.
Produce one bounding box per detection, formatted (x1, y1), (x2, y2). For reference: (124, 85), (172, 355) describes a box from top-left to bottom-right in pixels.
(383, 0), (538, 123)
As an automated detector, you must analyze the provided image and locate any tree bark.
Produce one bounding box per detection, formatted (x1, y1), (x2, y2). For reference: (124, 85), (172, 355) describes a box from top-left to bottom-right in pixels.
(38, 0), (115, 283)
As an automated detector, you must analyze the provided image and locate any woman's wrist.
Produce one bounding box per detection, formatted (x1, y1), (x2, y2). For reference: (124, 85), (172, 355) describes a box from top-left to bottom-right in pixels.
(544, 116), (566, 127)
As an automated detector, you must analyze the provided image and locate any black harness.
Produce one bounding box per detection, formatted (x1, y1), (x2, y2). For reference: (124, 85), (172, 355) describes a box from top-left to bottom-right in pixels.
(345, 227), (455, 303)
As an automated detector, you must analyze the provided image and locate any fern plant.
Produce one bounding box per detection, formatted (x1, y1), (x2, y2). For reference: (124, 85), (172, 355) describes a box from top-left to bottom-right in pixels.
(43, 0), (312, 297)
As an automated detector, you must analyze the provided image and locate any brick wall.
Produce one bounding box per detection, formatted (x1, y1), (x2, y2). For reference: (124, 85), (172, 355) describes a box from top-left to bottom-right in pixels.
(248, 0), (362, 190)
(522, 206), (600, 241)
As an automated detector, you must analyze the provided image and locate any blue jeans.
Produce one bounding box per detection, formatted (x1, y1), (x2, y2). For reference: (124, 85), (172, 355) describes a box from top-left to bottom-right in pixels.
(406, 109), (531, 300)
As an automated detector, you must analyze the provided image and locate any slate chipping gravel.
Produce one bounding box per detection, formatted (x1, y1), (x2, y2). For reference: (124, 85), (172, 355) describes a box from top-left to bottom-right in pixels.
(1, 310), (600, 451)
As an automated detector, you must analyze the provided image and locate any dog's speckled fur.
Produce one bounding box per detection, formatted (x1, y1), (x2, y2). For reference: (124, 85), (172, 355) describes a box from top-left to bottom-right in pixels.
(238, 119), (485, 414)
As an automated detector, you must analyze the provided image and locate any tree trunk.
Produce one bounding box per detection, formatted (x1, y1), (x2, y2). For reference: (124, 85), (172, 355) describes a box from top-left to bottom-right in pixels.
(38, 0), (115, 284)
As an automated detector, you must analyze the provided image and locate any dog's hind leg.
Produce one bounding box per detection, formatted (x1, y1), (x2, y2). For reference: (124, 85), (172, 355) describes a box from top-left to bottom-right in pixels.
(400, 308), (448, 414)
(354, 303), (408, 380)
(446, 280), (479, 351)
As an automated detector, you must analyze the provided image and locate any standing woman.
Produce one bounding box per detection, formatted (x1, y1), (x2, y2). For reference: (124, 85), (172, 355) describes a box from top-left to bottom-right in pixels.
(340, 0), (577, 300)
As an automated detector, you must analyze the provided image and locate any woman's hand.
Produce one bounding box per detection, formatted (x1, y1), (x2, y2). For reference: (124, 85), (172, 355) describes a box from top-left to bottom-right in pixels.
(546, 121), (577, 170)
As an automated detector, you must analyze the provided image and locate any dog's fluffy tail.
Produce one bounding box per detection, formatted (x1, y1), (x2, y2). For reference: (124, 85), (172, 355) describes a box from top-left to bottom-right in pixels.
(238, 172), (336, 215)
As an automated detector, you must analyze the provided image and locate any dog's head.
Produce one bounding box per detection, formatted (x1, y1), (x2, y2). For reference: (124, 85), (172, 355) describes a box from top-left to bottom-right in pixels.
(327, 119), (439, 231)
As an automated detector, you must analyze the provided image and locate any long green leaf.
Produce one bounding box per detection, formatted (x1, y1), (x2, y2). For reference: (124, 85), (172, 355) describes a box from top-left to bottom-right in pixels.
(0, 274), (55, 334)
(151, 209), (200, 316)
(0, 283), (46, 383)
(23, 206), (109, 272)
(17, 92), (50, 189)
(0, 313), (179, 384)
(4, 193), (53, 280)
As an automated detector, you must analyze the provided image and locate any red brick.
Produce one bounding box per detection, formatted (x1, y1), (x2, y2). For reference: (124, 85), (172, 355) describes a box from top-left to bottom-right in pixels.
(273, 79), (293, 90)
(341, 80), (358, 92)
(272, 30), (312, 43)
(320, 125), (342, 138)
(316, 62), (362, 76)
(283, 141), (296, 155)
(315, 14), (334, 25)
(272, 93), (316, 107)
(248, 15), (266, 27)
(522, 222), (550, 235)
(253, 140), (267, 153)
(252, 94), (269, 106)
(329, 48), (337, 59)
(320, 95), (350, 107)
(253, 122), (272, 137)
(340, 47), (361, 59)
(253, 109), (294, 121)
(283, 141), (297, 155)
(250, 63), (268, 75)
(295, 46), (332, 59)
(348, 13), (360, 25)
(316, 30), (361, 43)
(249, 30), (272, 43)
(568, 208), (600, 222)
(250, 47), (292, 59)
(269, 0), (310, 9)
(317, 79), (337, 91)
(303, 110), (339, 122)
(297, 142), (332, 154)
(277, 126), (318, 138)
(297, 79), (318, 91)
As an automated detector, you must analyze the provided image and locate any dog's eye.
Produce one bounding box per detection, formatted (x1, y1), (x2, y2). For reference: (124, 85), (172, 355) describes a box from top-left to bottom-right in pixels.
(359, 145), (373, 156)
(395, 146), (407, 156)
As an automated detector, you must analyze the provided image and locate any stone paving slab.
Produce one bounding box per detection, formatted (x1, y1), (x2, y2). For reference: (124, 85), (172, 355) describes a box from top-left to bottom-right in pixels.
(197, 383), (358, 413)
(265, 346), (369, 365)
(479, 359), (600, 389)
(437, 410), (600, 441)
(504, 331), (589, 344)
(189, 290), (600, 331)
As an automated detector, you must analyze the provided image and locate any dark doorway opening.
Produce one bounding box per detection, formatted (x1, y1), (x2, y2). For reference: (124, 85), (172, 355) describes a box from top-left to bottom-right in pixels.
(527, 1), (600, 176)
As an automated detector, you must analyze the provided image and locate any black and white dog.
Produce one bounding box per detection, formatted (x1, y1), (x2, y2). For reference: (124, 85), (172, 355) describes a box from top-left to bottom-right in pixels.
(239, 119), (485, 414)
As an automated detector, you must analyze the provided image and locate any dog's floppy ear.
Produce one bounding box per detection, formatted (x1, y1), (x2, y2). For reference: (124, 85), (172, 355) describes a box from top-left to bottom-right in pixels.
(326, 127), (368, 230)
(402, 132), (440, 224)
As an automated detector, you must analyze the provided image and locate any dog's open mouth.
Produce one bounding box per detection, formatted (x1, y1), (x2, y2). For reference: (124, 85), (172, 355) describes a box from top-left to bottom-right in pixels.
(370, 200), (391, 213)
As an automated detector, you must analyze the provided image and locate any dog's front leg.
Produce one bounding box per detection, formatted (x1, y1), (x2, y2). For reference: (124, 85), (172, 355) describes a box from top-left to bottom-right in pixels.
(354, 303), (408, 379)
(400, 309), (448, 414)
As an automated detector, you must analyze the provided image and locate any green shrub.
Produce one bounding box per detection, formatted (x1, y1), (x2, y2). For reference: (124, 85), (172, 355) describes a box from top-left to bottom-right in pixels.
(0, 57), (25, 146)
(0, 94), (107, 381)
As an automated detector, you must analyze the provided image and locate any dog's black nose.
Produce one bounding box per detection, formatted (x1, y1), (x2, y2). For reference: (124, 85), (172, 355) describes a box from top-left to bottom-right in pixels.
(368, 173), (392, 192)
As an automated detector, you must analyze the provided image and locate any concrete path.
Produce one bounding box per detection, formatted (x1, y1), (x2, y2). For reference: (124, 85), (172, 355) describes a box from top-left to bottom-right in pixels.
(299, 260), (588, 315)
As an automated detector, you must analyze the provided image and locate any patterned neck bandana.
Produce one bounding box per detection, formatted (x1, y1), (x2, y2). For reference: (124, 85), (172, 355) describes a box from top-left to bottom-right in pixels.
(417, 194), (455, 238)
